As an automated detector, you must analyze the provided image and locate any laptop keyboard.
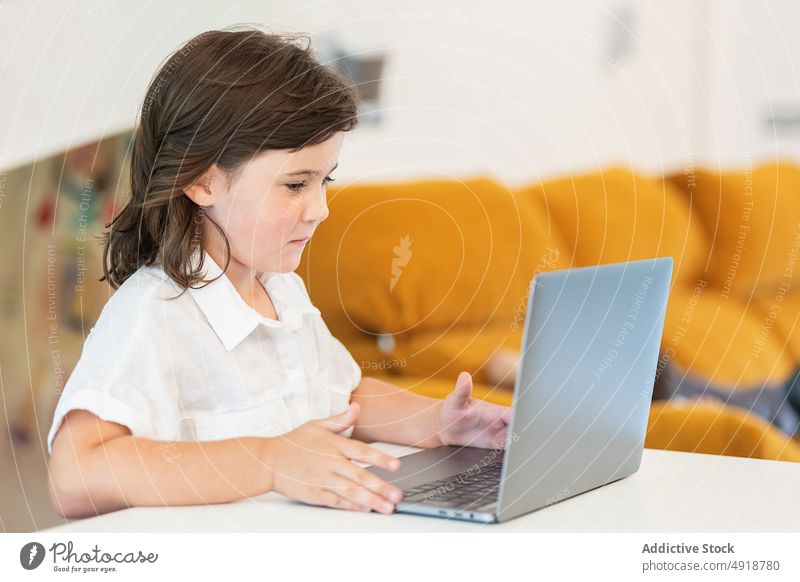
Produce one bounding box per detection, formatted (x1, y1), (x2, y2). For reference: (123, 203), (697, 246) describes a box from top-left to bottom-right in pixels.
(400, 460), (503, 509)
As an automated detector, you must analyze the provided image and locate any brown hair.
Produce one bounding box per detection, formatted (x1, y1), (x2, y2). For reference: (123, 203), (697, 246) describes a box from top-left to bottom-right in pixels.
(101, 26), (360, 290)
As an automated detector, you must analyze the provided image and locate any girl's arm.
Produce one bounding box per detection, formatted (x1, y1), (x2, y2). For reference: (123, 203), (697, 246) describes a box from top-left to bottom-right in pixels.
(49, 407), (403, 519)
(349, 376), (445, 448)
(350, 374), (512, 451)
(48, 409), (273, 518)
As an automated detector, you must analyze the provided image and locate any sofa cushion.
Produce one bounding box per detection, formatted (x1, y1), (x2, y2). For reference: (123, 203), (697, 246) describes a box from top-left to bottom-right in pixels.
(668, 164), (800, 296)
(752, 292), (800, 363)
(399, 324), (523, 386)
(661, 282), (795, 386)
(646, 400), (800, 462)
(519, 167), (709, 285)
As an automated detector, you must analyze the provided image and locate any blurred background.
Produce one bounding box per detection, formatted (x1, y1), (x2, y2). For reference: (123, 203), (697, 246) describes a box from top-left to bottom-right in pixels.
(2, 0), (800, 532)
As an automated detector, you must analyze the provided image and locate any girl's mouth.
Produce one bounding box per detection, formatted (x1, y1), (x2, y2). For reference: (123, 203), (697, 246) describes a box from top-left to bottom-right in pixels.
(289, 236), (310, 245)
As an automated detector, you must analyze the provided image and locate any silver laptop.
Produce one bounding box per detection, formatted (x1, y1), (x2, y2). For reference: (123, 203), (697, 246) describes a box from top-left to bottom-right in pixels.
(367, 257), (673, 523)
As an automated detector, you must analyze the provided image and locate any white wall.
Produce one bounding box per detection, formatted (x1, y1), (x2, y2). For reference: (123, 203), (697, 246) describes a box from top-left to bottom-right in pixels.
(2, 1), (797, 183)
(702, 0), (800, 169)
(281, 0), (713, 184)
(0, 0), (300, 171)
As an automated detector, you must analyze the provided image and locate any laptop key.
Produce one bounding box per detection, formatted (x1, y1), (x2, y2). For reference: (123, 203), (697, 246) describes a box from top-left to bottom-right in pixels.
(400, 463), (504, 507)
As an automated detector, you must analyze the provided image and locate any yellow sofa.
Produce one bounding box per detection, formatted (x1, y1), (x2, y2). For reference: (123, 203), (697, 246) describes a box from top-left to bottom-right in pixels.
(298, 165), (800, 462)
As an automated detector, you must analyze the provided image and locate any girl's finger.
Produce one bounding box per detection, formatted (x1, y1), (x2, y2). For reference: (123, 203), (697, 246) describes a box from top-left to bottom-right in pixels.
(448, 375), (473, 408)
(493, 426), (509, 449)
(337, 437), (401, 472)
(325, 472), (395, 514)
(334, 458), (403, 505)
(316, 402), (360, 433)
(314, 489), (364, 512)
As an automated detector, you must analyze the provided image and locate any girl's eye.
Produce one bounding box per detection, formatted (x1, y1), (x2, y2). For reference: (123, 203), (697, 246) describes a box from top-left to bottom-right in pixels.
(286, 176), (335, 193)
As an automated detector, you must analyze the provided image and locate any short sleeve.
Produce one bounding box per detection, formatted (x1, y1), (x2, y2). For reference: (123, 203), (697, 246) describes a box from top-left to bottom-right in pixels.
(315, 316), (361, 437)
(47, 276), (181, 454)
(321, 329), (363, 396)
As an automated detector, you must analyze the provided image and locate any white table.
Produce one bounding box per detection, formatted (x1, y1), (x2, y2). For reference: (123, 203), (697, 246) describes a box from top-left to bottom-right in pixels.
(42, 443), (800, 532)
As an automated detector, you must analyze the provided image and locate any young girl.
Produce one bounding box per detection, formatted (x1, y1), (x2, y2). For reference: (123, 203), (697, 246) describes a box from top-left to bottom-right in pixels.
(47, 27), (511, 519)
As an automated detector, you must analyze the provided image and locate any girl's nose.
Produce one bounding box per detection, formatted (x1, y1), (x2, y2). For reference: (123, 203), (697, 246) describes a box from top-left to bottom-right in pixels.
(303, 187), (329, 224)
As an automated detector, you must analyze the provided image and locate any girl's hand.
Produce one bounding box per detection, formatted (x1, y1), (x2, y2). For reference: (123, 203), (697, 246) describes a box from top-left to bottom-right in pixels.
(436, 371), (512, 450)
(267, 402), (404, 514)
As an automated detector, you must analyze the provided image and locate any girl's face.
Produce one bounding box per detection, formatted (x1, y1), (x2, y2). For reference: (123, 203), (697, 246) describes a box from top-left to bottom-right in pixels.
(189, 132), (344, 275)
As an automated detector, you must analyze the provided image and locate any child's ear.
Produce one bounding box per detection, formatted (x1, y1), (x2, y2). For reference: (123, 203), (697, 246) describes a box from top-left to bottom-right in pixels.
(183, 164), (224, 207)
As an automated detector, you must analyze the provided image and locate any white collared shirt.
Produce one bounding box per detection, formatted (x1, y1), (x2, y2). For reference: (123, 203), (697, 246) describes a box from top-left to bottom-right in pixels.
(46, 252), (362, 454)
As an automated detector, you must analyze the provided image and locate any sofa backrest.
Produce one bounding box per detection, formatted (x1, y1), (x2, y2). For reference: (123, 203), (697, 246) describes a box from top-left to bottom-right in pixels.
(297, 176), (569, 346)
(518, 166), (709, 287)
(667, 163), (800, 297)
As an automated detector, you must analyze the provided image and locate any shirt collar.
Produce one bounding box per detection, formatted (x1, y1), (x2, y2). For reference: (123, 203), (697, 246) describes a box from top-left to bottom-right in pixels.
(186, 250), (320, 351)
